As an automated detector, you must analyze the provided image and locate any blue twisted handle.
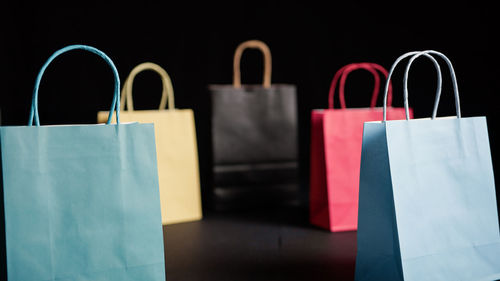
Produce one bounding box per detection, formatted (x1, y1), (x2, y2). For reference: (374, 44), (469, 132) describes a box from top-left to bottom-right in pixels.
(28, 44), (120, 126)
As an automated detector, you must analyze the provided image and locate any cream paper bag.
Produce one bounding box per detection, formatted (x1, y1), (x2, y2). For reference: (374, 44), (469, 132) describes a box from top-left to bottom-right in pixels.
(98, 62), (202, 225)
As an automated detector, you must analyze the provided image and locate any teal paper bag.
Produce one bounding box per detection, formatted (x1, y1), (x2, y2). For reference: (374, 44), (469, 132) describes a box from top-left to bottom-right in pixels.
(355, 50), (500, 281)
(0, 45), (165, 280)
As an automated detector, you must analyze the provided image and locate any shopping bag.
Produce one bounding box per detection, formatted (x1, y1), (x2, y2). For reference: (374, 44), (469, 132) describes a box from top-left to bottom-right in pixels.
(309, 62), (412, 232)
(355, 50), (500, 280)
(0, 45), (165, 280)
(98, 62), (202, 225)
(208, 40), (298, 210)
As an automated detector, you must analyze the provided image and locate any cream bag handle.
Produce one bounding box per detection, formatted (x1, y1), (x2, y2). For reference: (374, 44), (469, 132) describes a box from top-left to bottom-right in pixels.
(121, 62), (175, 111)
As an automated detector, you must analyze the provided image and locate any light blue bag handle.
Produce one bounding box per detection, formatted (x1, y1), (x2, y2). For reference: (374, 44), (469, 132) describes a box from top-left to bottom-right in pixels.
(383, 51), (443, 121)
(28, 44), (120, 126)
(403, 50), (461, 120)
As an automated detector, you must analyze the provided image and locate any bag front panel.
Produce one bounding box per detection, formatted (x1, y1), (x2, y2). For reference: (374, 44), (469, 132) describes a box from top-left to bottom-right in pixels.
(386, 117), (500, 280)
(210, 85), (298, 165)
(0, 124), (165, 280)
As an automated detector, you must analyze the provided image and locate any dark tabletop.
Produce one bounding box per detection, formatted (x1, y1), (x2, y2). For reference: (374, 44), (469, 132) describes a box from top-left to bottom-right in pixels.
(163, 207), (357, 281)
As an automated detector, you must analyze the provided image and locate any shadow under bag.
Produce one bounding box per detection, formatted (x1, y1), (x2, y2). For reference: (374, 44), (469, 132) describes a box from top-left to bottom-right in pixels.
(355, 50), (500, 281)
(0, 45), (165, 280)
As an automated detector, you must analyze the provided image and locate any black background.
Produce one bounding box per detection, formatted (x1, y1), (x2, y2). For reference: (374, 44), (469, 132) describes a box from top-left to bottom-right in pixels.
(1, 2), (498, 211)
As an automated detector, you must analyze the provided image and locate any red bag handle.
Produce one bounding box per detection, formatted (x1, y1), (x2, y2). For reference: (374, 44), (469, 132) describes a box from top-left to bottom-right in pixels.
(328, 63), (393, 109)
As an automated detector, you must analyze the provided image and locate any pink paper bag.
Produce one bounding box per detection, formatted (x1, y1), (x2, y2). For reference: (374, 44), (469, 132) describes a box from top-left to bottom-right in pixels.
(310, 63), (412, 232)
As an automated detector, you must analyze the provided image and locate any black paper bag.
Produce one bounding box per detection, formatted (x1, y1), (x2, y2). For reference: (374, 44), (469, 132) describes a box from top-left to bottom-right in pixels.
(209, 40), (299, 210)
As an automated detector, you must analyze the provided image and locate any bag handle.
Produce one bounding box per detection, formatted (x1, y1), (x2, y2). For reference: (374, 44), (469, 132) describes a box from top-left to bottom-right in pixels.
(403, 51), (460, 120)
(233, 40), (272, 88)
(383, 51), (444, 121)
(29, 44), (120, 126)
(121, 62), (175, 111)
(328, 63), (393, 109)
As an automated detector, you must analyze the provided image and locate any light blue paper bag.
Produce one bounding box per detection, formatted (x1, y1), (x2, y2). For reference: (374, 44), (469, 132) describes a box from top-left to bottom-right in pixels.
(355, 50), (500, 281)
(0, 45), (166, 280)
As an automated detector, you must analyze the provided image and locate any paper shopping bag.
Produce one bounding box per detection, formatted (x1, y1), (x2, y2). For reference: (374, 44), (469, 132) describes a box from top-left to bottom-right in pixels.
(98, 62), (202, 225)
(208, 40), (299, 210)
(309, 62), (411, 232)
(355, 50), (500, 281)
(0, 45), (165, 280)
